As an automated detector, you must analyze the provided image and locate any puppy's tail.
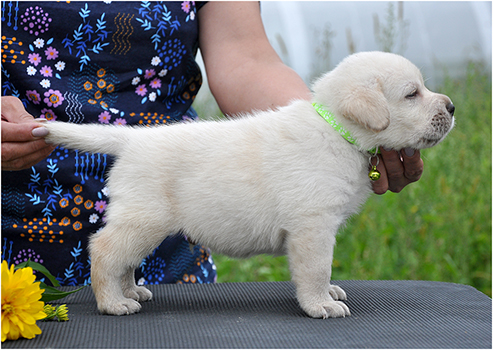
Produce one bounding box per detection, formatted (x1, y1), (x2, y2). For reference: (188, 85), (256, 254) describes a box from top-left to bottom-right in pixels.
(42, 121), (133, 156)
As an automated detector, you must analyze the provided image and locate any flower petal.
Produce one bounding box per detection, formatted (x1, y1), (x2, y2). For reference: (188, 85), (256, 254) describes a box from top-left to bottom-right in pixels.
(8, 313), (24, 332)
(20, 323), (42, 340)
(1, 317), (10, 337)
(18, 311), (36, 325)
(6, 324), (20, 341)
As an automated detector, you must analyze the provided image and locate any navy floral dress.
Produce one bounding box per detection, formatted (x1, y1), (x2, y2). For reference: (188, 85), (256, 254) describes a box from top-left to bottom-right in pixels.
(1, 1), (217, 286)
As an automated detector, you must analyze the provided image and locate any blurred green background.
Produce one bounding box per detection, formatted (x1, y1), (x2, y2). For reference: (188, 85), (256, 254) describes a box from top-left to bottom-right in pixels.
(194, 61), (492, 297)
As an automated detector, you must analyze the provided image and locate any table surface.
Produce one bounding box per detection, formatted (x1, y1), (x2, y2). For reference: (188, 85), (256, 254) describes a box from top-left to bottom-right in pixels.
(3, 280), (491, 349)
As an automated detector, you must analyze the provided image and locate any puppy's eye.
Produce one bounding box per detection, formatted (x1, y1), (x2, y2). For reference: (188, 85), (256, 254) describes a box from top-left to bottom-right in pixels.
(406, 90), (418, 99)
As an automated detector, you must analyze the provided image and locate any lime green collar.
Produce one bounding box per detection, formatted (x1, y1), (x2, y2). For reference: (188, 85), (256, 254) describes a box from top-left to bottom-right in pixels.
(312, 102), (378, 154)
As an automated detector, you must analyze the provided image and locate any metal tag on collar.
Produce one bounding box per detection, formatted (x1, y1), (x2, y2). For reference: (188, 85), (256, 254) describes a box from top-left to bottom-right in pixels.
(368, 147), (381, 181)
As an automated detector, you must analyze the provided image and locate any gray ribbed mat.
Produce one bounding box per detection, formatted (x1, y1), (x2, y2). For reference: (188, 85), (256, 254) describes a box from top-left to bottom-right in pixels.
(3, 280), (491, 349)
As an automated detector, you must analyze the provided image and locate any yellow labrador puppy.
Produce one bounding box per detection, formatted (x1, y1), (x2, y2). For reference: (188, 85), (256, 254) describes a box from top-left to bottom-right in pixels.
(42, 52), (455, 318)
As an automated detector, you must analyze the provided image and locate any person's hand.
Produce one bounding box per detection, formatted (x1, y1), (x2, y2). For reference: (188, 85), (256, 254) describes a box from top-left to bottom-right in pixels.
(371, 148), (424, 194)
(1, 96), (55, 171)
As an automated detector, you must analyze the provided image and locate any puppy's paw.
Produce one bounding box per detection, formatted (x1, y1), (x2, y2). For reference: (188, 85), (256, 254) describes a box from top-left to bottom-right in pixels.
(123, 286), (153, 302)
(328, 284), (347, 301)
(99, 298), (142, 316)
(304, 300), (351, 319)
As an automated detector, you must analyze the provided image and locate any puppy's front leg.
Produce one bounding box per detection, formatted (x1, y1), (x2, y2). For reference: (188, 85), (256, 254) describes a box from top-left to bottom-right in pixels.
(287, 223), (350, 318)
(122, 267), (153, 303)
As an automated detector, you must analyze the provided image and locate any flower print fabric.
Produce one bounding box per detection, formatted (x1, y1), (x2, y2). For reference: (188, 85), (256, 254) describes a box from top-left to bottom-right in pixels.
(1, 1), (216, 286)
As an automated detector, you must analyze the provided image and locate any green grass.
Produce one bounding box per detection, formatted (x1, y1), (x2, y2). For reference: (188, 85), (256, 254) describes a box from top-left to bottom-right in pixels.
(210, 62), (492, 297)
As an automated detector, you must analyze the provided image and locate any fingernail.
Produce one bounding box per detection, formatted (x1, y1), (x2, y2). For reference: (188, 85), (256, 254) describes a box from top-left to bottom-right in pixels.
(404, 148), (415, 157)
(382, 146), (392, 152)
(32, 127), (49, 138)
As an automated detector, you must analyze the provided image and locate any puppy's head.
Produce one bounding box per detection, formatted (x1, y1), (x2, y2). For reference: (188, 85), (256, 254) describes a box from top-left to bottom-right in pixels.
(312, 51), (455, 151)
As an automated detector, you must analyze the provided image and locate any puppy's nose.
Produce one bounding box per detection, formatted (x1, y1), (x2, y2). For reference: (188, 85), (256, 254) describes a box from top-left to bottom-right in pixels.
(446, 103), (455, 116)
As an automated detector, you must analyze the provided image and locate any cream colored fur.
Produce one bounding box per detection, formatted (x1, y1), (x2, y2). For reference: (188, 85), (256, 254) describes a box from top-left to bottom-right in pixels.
(42, 52), (455, 318)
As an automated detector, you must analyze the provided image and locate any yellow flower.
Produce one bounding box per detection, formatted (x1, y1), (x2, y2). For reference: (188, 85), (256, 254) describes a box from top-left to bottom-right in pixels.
(42, 304), (69, 322)
(55, 304), (69, 322)
(42, 304), (56, 321)
(1, 261), (46, 342)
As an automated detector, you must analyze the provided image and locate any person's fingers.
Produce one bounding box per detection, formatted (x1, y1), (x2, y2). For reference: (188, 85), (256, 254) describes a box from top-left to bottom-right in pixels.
(400, 148), (424, 183)
(1, 96), (54, 170)
(1, 120), (53, 170)
(1, 141), (55, 171)
(1, 120), (49, 142)
(1, 120), (54, 171)
(372, 148), (407, 193)
(371, 148), (424, 194)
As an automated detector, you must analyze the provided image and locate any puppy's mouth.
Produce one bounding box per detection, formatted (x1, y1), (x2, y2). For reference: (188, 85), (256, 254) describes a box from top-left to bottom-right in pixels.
(416, 138), (442, 149)
(417, 115), (455, 149)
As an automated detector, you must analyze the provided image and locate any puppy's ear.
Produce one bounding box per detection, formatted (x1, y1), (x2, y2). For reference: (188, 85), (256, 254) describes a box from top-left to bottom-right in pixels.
(341, 83), (390, 132)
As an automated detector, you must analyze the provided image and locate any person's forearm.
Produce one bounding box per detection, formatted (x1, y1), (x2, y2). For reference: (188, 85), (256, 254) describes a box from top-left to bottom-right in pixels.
(209, 59), (312, 116)
(198, 2), (311, 116)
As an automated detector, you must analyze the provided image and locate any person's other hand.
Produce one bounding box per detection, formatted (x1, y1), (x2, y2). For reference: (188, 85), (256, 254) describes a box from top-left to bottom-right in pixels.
(371, 147), (424, 194)
(1, 96), (55, 171)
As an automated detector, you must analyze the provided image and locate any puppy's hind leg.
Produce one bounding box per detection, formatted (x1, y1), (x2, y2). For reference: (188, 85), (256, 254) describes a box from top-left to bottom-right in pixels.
(287, 220), (350, 319)
(90, 222), (159, 315)
(89, 227), (140, 315)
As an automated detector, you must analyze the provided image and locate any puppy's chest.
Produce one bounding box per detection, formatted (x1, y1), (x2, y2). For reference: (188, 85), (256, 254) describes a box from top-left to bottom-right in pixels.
(346, 183), (372, 215)
(332, 159), (374, 216)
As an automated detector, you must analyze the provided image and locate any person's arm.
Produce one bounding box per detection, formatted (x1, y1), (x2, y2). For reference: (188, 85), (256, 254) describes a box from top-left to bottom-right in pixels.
(198, 1), (311, 114)
(1, 96), (55, 171)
